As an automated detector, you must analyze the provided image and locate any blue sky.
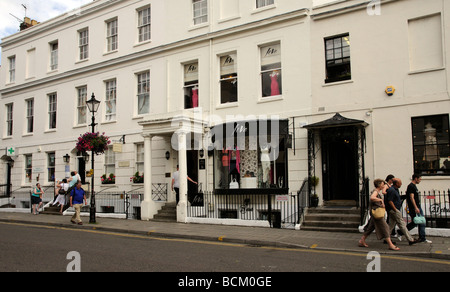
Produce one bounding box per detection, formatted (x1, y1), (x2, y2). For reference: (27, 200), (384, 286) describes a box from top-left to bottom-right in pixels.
(0, 0), (93, 64)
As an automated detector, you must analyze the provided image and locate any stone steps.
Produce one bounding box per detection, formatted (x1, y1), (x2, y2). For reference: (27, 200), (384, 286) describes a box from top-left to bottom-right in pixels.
(302, 203), (361, 233)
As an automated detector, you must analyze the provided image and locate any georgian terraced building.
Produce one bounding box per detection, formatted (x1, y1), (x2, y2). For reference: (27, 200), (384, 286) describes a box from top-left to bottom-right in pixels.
(1, 0), (449, 227)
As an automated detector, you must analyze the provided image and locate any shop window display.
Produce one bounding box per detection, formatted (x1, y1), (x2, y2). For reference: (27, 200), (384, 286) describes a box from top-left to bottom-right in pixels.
(211, 120), (288, 193)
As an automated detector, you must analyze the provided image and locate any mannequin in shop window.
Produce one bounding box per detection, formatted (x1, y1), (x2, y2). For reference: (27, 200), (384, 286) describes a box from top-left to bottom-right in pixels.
(222, 146), (241, 188)
(192, 86), (199, 108)
(270, 70), (281, 96)
(260, 144), (271, 188)
(424, 122), (439, 170)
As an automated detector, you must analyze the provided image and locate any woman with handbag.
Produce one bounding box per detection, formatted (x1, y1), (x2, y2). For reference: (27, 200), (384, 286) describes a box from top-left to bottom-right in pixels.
(359, 179), (400, 251)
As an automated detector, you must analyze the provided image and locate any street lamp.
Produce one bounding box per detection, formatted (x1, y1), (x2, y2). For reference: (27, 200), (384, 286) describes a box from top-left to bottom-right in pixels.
(86, 93), (100, 224)
(63, 154), (70, 163)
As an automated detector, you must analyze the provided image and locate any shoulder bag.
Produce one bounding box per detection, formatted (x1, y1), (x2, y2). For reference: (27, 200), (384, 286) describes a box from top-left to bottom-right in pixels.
(371, 207), (386, 220)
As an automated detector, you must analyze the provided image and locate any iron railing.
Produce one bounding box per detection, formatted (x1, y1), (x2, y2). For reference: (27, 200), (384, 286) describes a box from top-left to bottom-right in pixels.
(187, 190), (302, 228)
(400, 189), (450, 229)
(0, 184), (11, 198)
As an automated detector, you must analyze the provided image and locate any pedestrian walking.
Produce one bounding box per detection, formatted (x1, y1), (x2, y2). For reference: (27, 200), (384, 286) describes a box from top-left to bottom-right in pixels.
(70, 181), (87, 225)
(31, 183), (44, 215)
(171, 165), (198, 204)
(53, 179), (69, 214)
(382, 174), (398, 238)
(386, 178), (419, 245)
(359, 179), (399, 251)
(406, 174), (432, 243)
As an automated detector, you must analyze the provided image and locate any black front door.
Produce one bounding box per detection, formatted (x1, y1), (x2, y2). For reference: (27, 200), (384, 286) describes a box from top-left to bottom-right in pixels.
(78, 158), (86, 184)
(321, 126), (359, 201)
(187, 150), (199, 197)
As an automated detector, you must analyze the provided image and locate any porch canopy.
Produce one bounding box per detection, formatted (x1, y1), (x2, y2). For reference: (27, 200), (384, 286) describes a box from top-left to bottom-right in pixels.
(302, 113), (369, 206)
(303, 113), (368, 130)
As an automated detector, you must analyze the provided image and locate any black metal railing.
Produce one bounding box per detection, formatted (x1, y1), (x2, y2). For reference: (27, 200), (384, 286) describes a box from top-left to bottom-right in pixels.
(0, 184), (11, 198)
(152, 183), (168, 201)
(400, 189), (450, 229)
(187, 191), (301, 228)
(359, 178), (370, 225)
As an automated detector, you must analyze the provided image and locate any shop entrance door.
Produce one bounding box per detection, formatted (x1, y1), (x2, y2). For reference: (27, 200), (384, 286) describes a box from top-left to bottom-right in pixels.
(321, 126), (359, 202)
(187, 150), (199, 198)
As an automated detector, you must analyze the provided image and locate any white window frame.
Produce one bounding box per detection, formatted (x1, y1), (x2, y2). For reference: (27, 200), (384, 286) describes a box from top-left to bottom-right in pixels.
(50, 41), (58, 71)
(105, 79), (117, 121)
(219, 53), (238, 104)
(47, 152), (55, 182)
(260, 42), (282, 98)
(256, 0), (274, 9)
(136, 71), (150, 115)
(136, 143), (144, 174)
(77, 87), (87, 125)
(106, 18), (118, 52)
(8, 56), (16, 83)
(48, 93), (57, 130)
(193, 0), (208, 25)
(6, 103), (13, 137)
(184, 62), (199, 109)
(137, 6), (151, 43)
(79, 28), (89, 60)
(104, 147), (116, 181)
(26, 98), (34, 134)
(25, 154), (32, 184)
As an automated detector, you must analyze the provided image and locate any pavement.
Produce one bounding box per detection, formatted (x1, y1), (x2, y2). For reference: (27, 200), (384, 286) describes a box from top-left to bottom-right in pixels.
(1, 211), (450, 261)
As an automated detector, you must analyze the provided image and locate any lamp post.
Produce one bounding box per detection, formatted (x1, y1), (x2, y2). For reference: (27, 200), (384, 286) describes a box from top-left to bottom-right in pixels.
(86, 93), (100, 224)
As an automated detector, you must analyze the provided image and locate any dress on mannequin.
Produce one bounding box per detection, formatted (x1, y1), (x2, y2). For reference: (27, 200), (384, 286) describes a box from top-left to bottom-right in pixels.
(260, 145), (271, 184)
(192, 87), (199, 108)
(270, 72), (280, 96)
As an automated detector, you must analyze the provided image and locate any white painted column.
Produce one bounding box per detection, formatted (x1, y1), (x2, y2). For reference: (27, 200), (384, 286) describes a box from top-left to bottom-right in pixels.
(141, 134), (154, 220)
(177, 131), (188, 223)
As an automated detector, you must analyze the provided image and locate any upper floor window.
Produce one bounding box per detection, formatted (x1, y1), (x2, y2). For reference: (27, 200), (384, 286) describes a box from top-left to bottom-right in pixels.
(50, 42), (58, 71)
(79, 28), (89, 60)
(260, 43), (282, 98)
(220, 54), (238, 104)
(5, 103), (13, 137)
(193, 0), (208, 25)
(8, 56), (16, 83)
(47, 152), (55, 182)
(48, 93), (57, 130)
(26, 98), (34, 134)
(106, 19), (118, 52)
(105, 79), (117, 121)
(412, 114), (450, 176)
(77, 87), (87, 125)
(325, 34), (351, 83)
(138, 6), (151, 43)
(256, 0), (274, 8)
(184, 62), (199, 109)
(137, 71), (150, 115)
(103, 147), (116, 184)
(25, 154), (32, 183)
(136, 143), (144, 175)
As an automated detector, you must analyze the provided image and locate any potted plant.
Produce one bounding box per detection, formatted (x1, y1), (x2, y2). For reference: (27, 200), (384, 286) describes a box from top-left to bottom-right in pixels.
(130, 171), (144, 184)
(101, 173), (115, 185)
(76, 132), (111, 155)
(309, 176), (320, 207)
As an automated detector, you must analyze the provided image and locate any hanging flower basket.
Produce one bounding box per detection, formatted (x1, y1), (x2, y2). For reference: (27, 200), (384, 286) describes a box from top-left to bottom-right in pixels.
(76, 132), (111, 155)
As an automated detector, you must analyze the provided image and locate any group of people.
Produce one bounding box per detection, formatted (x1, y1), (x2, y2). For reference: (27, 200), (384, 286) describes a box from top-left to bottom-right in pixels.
(31, 171), (87, 225)
(359, 174), (432, 251)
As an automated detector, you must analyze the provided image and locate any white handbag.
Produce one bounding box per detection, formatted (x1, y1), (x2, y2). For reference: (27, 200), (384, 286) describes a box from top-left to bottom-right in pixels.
(229, 179), (239, 189)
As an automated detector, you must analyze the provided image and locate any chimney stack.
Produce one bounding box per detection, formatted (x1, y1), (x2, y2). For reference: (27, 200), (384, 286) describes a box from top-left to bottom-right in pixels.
(20, 17), (39, 31)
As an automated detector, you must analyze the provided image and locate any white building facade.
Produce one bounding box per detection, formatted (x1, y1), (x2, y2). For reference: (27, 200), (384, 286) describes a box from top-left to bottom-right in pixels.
(1, 0), (449, 226)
